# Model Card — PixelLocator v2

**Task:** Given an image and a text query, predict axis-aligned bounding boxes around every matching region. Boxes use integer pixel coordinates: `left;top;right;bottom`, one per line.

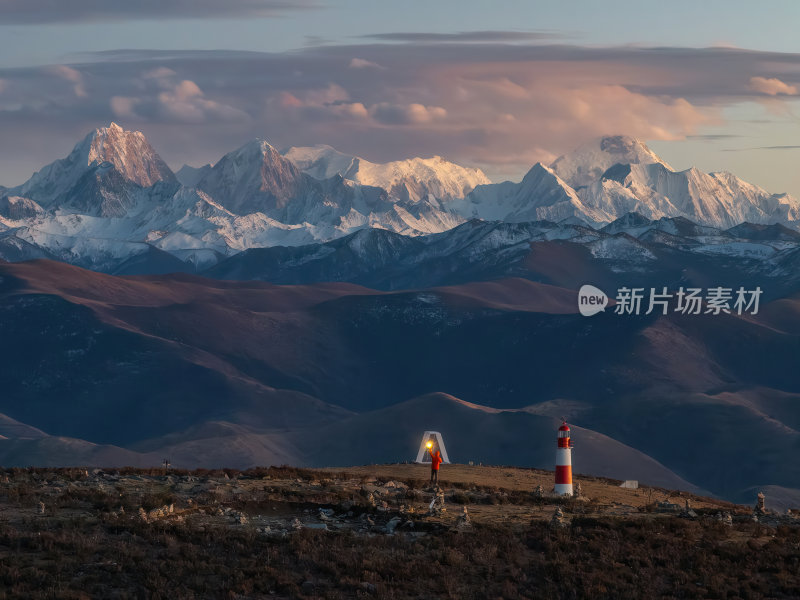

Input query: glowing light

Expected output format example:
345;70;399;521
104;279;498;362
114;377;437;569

426;441;433;448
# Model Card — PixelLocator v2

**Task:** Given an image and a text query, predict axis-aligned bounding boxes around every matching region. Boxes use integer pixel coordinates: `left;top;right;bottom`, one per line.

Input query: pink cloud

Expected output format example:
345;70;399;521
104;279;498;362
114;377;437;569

44;65;87;98
369;102;447;125
111;78;249;124
349;58;385;70
4;44;798;184
750;76;798;96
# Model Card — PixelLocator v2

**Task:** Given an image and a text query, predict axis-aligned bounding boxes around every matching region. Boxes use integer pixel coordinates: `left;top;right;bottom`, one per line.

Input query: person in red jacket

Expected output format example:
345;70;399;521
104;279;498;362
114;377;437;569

428;446;443;485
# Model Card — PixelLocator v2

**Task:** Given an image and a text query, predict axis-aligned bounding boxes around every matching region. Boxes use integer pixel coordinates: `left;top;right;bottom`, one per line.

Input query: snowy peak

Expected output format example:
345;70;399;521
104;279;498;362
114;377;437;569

516;163;580;206
222;139;302;183
550;135;672;189
283;144;490;202
81;122;176;188
452;162;609;224
197;139;308;215
16;122;176;206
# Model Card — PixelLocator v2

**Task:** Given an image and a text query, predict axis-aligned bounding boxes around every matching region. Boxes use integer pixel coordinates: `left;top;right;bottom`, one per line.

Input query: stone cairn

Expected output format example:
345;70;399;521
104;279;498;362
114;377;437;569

573;482;583;498
550;506;569;529
455;505;471;528
755;491;767;515
428;489;447;516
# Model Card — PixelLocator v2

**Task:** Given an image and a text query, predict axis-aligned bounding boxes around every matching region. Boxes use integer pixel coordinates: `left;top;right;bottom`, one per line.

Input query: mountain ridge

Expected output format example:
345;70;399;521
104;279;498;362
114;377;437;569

1;125;800;274
1;257;799;501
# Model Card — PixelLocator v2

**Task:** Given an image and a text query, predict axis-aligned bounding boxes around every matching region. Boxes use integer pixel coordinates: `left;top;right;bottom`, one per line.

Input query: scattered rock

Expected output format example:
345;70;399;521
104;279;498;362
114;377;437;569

385;516;402;534
715;512;733;526
360;582;377;594
656;501;681;513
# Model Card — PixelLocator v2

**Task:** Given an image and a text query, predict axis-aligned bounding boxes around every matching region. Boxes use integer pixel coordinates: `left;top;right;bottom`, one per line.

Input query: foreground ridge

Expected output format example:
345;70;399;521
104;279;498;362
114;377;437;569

1;464;798;599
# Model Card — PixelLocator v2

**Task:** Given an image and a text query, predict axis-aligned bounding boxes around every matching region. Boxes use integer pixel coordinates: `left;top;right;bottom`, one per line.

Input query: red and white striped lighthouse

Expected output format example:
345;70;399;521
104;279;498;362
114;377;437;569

555;421;573;496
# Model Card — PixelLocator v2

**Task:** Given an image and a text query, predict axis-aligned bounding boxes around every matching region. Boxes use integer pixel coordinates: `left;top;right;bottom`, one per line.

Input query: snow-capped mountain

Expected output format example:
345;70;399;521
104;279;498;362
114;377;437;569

545;135;800;229
1;124;800;274
577;161;800;229
205;209;800;294
197;139;465;234
447;134;800;231
550;134;673;189
198;140;311;217
283;144;490;202
13;123;176;210
451;163;610;223
0;126;470;270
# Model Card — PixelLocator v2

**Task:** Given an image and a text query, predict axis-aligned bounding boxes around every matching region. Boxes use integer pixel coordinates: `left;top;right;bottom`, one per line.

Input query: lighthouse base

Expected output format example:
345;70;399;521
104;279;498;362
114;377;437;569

554;483;573;496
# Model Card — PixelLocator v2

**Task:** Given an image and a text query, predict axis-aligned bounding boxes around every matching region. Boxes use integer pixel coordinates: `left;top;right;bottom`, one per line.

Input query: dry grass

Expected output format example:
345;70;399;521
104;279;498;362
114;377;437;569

0;465;793;599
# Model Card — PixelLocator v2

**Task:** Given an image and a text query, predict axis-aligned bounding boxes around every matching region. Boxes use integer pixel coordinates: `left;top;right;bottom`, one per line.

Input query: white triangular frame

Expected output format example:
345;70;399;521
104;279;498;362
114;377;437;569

414;431;451;464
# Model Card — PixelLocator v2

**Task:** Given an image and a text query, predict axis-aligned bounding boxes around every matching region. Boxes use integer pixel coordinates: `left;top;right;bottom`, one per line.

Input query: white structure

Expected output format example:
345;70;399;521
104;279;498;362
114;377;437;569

415;431;451;464
554;421;573;496
620;480;639;489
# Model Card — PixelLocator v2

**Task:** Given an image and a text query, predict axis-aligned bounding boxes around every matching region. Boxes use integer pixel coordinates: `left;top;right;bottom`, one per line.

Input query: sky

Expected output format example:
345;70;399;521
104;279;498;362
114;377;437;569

1;0;800;197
